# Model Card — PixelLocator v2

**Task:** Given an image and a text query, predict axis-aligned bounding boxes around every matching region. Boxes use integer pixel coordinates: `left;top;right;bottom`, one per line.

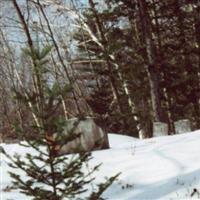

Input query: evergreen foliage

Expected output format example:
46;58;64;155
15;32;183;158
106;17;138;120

73;0;200;136
0;45;119;200
1;0;200;138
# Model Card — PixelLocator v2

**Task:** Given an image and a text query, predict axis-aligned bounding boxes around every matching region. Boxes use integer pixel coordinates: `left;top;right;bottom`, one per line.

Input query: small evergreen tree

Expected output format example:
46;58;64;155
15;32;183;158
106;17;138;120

0;45;119;200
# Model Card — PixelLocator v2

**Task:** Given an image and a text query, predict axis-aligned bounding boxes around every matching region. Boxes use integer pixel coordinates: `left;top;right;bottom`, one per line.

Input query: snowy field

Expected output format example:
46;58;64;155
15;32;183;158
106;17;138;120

1;131;200;199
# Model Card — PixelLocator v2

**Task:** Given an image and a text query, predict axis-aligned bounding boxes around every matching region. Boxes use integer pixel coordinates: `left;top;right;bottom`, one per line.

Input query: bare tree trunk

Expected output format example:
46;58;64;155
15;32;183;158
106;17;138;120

71;0;129;131
12;0;43;128
175;0;200;127
151;0;175;133
35;0;82;116
138;0;165;122
193;2;200;127
0;17;41;128
86;0;146;137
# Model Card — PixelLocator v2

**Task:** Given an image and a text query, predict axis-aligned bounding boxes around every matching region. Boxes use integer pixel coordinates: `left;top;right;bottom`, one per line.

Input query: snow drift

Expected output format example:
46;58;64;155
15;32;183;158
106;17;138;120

1;130;200;199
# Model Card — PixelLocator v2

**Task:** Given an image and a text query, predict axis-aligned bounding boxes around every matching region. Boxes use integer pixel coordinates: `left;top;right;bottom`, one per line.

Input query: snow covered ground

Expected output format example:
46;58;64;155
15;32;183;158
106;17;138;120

1;131;200;199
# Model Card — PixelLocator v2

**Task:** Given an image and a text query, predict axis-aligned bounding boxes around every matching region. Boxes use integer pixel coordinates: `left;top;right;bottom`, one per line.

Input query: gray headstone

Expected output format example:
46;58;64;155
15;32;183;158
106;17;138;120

174;119;191;134
153;122;168;137
0;133;2;143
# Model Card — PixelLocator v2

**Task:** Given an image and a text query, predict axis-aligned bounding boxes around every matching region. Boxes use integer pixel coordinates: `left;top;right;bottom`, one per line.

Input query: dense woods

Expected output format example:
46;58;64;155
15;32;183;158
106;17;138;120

0;0;200;140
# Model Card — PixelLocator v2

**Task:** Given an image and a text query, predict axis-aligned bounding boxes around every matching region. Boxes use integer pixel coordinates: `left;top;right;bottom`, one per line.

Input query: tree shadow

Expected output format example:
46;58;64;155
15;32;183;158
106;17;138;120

154;149;185;171
125;168;200;200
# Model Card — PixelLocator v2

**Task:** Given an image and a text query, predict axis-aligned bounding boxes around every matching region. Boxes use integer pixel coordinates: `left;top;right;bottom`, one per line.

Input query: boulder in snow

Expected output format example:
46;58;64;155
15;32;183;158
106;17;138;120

56;117;109;155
